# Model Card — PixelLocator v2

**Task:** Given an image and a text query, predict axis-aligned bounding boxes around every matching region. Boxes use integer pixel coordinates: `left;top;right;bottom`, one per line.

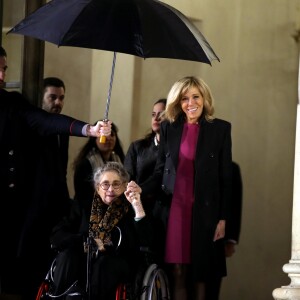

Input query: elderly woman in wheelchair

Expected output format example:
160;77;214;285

49;162;153;300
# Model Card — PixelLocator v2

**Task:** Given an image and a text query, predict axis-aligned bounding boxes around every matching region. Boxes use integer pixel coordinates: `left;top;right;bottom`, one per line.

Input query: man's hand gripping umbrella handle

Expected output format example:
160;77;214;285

100;119;108;143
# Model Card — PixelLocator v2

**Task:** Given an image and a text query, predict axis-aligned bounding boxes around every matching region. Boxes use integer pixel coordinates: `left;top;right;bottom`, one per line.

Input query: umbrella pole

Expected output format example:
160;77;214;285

100;52;117;143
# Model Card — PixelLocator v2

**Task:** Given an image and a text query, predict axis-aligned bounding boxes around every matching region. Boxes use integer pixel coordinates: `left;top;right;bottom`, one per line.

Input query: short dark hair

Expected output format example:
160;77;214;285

43;77;65;92
0;46;7;57
154;98;167;106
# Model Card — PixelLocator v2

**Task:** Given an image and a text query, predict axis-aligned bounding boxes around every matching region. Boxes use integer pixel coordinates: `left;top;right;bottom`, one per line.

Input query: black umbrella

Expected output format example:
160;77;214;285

8;0;219;140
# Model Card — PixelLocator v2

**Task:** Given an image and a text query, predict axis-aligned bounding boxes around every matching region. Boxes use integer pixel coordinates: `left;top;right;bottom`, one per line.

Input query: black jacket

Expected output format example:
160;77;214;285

0;89;86;257
50;196;154;300
50;196;154;258
141;115;232;280
0;88;89;297
124;136;169;211
225;161;243;243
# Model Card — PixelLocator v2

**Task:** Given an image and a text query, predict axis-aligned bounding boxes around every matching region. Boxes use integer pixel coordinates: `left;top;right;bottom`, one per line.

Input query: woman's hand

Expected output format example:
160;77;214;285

213;220;226;241
225;242;236;257
124;181;145;219
125;181;142;199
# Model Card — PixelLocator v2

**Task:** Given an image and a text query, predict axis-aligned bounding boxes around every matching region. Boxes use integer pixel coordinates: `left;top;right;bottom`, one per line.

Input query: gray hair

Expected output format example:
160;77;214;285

93;162;130;189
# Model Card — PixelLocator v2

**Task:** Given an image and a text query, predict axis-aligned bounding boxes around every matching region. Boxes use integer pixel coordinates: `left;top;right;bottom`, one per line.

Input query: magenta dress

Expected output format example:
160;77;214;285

165;122;200;264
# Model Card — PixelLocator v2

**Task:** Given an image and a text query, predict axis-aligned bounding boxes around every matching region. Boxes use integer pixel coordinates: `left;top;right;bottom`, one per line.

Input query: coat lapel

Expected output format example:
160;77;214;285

168;117;184;169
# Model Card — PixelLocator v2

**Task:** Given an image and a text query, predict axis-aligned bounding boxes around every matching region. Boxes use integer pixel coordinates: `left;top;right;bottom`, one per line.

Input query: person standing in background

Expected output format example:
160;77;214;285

124;98;169;262
41;77;70;197
124;98;167;212
206;161;243;300
140;76;232;300
18;77;73;298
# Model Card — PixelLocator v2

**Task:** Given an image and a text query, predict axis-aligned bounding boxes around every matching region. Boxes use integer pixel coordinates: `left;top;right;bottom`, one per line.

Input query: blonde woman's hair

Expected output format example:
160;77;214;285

165;76;215;123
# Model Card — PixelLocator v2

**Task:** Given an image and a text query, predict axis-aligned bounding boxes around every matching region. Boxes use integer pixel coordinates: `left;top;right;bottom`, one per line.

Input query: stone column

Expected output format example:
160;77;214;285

272;54;300;300
22;0;45;106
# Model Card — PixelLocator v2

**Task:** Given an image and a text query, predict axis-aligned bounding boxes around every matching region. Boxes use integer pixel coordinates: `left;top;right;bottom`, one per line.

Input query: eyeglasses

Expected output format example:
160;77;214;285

99;181;123;191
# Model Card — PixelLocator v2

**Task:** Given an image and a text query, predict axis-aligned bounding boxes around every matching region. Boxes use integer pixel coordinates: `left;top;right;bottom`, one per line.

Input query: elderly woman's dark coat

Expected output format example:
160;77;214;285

141;114;232;281
50;194;153;300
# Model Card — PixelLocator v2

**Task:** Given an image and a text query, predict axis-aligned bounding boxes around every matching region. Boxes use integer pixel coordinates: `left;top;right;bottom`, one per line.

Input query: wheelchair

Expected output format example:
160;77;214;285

36;228;170;300
115;246;170;300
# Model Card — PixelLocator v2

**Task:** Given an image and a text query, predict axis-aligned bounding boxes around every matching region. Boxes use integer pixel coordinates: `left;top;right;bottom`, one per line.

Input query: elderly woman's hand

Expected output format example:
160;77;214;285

124;181;145;220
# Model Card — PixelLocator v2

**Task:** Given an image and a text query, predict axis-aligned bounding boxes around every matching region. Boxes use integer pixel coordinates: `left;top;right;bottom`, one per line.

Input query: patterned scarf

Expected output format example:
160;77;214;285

89;192;130;251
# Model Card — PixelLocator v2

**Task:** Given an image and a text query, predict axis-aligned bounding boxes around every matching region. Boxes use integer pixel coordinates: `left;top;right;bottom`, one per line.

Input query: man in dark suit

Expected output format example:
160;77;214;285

0;46;110;300
20;77;73;297
41;77;69;189
205;161;243;300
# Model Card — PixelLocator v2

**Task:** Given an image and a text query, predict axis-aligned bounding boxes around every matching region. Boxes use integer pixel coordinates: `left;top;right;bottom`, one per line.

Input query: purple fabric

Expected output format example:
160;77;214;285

165;123;199;263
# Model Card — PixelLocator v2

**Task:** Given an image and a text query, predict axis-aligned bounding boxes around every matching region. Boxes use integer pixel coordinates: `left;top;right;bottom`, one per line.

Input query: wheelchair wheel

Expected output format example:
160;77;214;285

36;280;51;300
115;283;127;300
36;257;85;299
140;264;170;300
36;258;57;300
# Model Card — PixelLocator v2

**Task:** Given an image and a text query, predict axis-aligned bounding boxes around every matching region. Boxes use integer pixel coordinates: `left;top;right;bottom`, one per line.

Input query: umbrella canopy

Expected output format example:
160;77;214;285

8;0;220;142
8;0;219;65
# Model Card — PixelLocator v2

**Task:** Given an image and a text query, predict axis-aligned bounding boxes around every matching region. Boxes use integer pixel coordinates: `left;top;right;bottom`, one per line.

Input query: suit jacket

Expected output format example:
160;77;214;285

18;134;71;259
0;89;92;298
141;114;232;280
0;89;86;259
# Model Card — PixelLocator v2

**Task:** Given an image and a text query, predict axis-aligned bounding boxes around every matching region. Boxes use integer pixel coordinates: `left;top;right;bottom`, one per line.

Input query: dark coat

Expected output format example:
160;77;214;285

124;136;171;263
50;196;154;300
124;136;169;210
19;134;71;256
225;161;243;243
0;89;87;298
141;115;232;281
124;137;159;184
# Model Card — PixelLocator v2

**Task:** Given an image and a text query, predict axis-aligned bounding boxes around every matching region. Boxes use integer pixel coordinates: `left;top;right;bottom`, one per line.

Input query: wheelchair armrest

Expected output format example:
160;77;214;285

139;246;157;265
139;246;153;254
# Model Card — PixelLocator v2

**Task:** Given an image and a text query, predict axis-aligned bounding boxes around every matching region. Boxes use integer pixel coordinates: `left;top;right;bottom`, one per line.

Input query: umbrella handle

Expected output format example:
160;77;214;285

99;118;108;143
99;135;106;143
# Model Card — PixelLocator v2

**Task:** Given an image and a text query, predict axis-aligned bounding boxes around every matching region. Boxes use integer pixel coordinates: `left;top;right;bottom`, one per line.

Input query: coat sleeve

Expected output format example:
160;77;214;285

134;215;154;249
124;142;138;180
15;92;87;136
139;123;167;195
225;162;243;243
74;159;95;216
219;121;233;221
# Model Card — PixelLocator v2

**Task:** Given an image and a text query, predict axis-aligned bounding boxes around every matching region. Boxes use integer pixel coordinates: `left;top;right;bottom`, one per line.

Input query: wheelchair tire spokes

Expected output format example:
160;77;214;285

140;264;170;300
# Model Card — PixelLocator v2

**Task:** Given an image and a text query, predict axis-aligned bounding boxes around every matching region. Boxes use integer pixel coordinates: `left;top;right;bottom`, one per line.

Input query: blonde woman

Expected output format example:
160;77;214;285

141;76;232;300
